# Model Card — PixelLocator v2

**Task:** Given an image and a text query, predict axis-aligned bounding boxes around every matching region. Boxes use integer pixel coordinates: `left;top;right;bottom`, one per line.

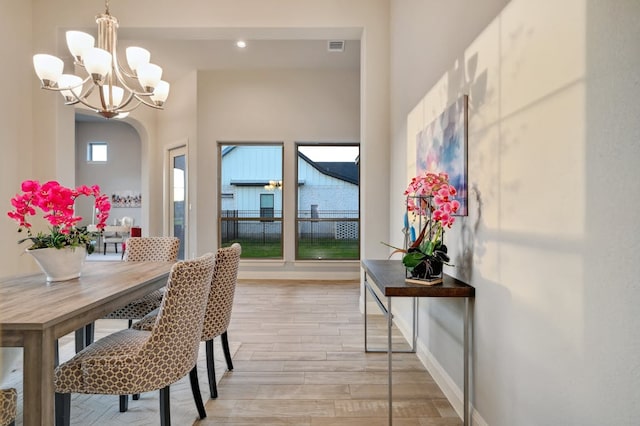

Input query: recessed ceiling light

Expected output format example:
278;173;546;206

236;40;247;49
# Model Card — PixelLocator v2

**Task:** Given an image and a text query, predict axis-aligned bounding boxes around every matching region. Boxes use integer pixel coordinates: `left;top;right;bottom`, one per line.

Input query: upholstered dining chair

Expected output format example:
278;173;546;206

78;237;181;358
104;237;180;326
0;388;17;426
121;226;142;259
101;216;134;254
54;253;216;426
135;243;242;399
78;237;181;406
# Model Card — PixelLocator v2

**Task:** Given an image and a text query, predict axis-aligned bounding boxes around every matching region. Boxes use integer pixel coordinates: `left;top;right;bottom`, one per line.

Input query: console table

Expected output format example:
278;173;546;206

361;259;475;426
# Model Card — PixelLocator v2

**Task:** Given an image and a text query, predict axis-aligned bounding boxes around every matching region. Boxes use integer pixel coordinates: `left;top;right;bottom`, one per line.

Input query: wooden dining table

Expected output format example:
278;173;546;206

0;260;174;426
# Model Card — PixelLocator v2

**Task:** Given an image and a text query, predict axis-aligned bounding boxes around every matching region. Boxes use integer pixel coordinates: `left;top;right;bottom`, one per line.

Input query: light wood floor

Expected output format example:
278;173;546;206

4;321;238;426
200;280;461;426
3;280;460;425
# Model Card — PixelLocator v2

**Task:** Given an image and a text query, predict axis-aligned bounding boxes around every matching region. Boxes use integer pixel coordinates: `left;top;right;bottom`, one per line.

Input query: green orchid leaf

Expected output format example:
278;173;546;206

402;251;426;269
420;239;436;256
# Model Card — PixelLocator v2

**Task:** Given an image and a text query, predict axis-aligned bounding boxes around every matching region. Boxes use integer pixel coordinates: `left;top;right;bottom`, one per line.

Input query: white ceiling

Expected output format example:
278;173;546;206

118;39;361;82
71;25;361;121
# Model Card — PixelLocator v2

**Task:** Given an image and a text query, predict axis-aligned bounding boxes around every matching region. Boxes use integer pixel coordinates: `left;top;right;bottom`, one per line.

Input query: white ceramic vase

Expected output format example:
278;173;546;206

27;246;87;282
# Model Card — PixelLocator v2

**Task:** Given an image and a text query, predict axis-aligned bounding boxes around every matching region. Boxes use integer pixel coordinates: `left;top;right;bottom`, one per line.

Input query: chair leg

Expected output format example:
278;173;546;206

133;393;140;400
119;395;128;412
74;328;85;353
221;331;234;371
159;386;171;426
205;339;217;398
85;322;94;345
55;392;71;426
189;366;207;419
128;319;133;328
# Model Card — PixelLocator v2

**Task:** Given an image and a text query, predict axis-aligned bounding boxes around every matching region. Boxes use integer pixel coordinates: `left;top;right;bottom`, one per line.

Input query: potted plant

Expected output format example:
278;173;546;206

385;172;460;283
7;180;111;281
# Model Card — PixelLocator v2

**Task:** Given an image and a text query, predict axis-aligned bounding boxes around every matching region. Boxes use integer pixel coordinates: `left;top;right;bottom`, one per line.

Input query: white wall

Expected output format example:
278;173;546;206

3;0;389;280
197;68;360;278
75;121;143;227
0;0;36;277
0;0;33;382
390;0;640;424
154;71;198;239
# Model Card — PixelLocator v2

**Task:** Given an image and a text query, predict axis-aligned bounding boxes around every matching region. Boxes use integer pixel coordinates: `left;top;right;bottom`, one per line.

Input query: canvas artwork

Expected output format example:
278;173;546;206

111;191;142;208
416;95;468;215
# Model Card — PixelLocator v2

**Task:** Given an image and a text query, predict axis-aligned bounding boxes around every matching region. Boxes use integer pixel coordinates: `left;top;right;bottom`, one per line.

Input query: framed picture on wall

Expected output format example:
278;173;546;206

416;94;468;215
111;191;142;208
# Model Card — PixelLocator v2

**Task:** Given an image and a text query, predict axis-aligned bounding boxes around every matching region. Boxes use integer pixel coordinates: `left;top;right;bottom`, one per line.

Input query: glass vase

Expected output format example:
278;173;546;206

404;195;444;283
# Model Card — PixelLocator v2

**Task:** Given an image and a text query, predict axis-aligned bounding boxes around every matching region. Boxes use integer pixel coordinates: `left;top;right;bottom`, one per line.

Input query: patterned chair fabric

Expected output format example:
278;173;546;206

0;388;17;426
134;243;242;399
104;237;180;320
202;243;242;341
54;253;215;426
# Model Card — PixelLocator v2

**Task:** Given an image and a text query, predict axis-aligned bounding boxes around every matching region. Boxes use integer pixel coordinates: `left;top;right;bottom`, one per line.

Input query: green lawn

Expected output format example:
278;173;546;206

222;239;359;260
297;239;359;260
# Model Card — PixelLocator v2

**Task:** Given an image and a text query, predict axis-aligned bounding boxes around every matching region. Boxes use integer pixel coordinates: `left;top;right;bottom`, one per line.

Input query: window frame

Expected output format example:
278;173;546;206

295;143;360;261
87;142;108;163
218;142;284;259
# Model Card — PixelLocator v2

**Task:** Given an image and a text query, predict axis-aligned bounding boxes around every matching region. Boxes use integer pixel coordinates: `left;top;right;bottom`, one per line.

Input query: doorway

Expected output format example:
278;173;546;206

169;146;187;259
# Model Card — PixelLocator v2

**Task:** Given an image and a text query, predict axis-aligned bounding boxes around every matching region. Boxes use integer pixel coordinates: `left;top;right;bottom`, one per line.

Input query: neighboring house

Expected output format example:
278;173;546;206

220;145;359;240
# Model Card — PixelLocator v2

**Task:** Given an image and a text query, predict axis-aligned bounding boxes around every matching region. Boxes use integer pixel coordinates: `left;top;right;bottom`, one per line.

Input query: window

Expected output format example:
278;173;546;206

260;194;275;221
217;143;360;261
296;144;360;260
219;144;283;259
87;142;108;162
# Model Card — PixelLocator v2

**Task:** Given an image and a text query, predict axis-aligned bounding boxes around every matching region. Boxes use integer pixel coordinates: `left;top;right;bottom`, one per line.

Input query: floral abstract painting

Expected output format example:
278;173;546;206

416;95;468;215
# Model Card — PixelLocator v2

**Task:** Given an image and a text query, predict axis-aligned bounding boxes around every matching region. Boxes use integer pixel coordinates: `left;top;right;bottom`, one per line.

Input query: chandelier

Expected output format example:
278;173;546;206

32;0;169;119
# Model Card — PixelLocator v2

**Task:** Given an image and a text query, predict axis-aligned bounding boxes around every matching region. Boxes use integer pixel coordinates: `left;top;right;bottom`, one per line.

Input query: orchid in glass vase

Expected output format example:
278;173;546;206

386;172;460;279
7;180;111;254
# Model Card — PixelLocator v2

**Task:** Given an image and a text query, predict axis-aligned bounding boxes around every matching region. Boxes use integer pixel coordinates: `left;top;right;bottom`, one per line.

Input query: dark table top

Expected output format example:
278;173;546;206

362;259;475;298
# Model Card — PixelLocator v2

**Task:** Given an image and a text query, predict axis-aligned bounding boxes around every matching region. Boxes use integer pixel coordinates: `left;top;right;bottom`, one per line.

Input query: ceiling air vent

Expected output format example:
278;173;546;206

327;40;345;52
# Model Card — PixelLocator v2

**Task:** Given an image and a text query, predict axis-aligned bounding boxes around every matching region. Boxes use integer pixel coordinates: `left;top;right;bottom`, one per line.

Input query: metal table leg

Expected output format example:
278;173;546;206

388;296;393;426
464;297;469;426
364;274;369;350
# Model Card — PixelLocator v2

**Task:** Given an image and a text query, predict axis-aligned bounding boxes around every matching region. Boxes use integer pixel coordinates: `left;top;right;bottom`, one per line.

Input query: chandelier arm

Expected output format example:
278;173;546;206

72;97;101;111
40;75;92;93
97;85;110;112
110;100;142;114
110;61;154;98
116;91;136;109
56;82;102;109
69;80;98;105
114;61;155;97
67;87;110;112
115;59;138;81
133;95;164;110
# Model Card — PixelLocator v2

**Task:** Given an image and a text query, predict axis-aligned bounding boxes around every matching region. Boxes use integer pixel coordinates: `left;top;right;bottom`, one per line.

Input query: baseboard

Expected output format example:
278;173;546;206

237;260;360;281
393;313;489;426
